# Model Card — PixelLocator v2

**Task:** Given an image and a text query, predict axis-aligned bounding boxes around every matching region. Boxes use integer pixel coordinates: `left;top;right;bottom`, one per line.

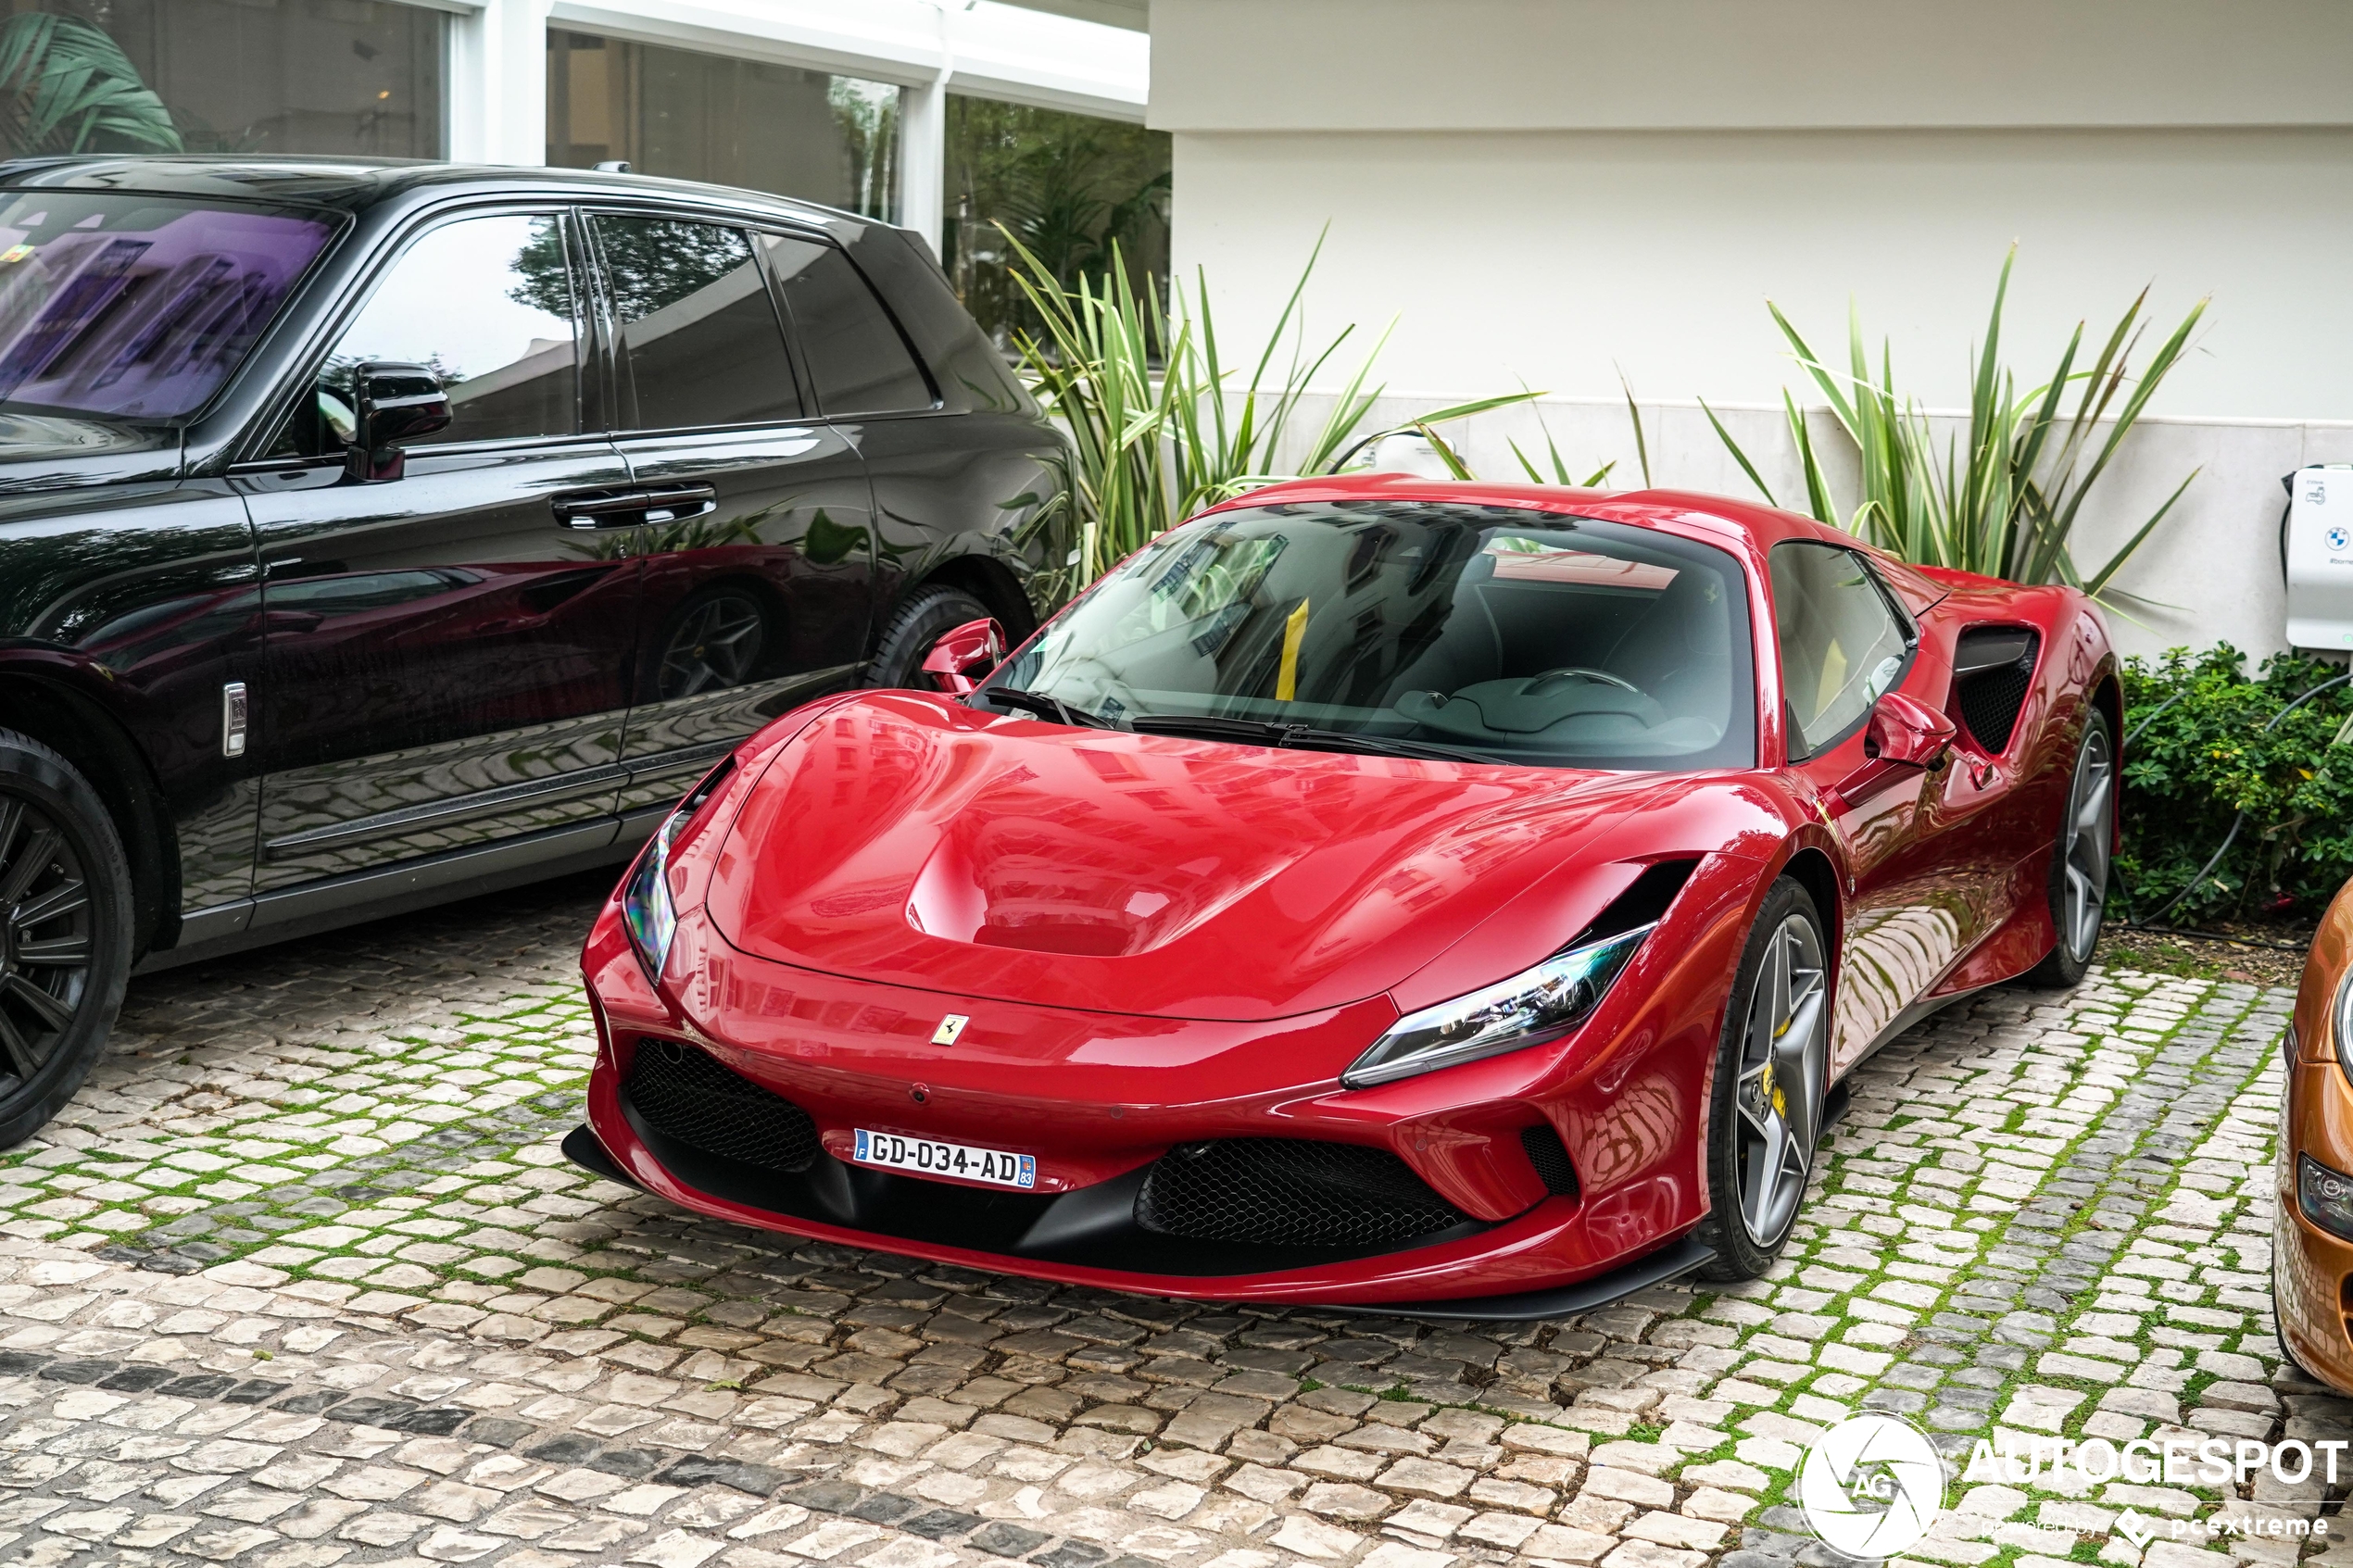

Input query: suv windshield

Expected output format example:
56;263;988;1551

988;498;1756;770
0;192;334;422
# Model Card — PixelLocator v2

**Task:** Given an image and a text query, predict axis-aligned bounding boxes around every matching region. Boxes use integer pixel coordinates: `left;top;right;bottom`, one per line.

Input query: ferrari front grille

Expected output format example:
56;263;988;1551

1135;1137;1468;1249
624;1038;821;1174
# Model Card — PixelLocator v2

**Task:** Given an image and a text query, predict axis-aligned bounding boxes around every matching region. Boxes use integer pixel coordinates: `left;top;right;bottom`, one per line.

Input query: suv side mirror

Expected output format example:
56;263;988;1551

1864;691;1956;767
921;617;1005;696
346;361;450;483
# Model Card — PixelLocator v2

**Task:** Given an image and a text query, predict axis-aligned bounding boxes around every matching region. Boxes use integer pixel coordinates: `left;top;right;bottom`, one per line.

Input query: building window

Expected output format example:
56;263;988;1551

14;0;447;159
547;31;902;224
944;95;1169;348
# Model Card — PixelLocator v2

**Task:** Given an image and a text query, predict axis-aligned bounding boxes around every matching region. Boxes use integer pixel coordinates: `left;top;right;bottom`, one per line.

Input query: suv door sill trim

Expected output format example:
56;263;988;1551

137;818;636;975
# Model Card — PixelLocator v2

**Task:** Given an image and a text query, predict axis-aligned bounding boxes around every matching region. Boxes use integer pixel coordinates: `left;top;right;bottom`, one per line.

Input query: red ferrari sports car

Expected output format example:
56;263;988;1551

566;477;2120;1314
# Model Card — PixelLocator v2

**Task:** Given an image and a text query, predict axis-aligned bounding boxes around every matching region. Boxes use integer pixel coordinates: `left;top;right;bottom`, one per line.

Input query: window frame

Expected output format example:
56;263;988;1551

578;203;816;438
235;201;595;469
1769;540;1919;763
759;228;943;419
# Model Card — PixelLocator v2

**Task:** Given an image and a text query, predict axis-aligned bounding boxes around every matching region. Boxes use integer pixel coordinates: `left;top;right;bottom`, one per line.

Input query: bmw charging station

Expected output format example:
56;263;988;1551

2285;465;2353;651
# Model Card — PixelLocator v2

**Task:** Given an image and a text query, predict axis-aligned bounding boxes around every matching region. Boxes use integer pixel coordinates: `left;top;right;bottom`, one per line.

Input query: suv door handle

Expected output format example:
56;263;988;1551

550;483;717;530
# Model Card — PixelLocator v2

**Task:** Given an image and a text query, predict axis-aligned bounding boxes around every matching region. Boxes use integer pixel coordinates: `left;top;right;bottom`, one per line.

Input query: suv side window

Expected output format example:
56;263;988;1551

1770;541;1912;759
592;215;802;432
274;212;579;457
761;233;933;416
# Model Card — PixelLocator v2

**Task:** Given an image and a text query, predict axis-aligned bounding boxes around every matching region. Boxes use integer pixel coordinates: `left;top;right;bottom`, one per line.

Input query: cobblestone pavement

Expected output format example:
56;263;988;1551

0;879;2337;1568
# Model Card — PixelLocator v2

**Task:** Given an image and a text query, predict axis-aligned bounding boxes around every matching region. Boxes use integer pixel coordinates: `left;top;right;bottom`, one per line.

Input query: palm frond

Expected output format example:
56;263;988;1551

0;15;180;156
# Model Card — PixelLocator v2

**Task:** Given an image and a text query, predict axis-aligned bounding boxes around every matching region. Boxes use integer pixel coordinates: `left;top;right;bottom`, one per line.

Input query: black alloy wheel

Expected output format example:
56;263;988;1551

656;591;768;701
0;731;131;1148
1696;876;1831;1281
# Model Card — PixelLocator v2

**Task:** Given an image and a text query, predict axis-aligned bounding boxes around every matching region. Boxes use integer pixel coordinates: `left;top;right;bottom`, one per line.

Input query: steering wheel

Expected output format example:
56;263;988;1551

1531;666;1640;693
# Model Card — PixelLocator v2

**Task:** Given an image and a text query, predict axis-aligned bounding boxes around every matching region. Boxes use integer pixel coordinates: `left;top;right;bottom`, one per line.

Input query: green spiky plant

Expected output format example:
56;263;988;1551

0;14;181;157
1002;225;1536;602
1705;248;2207;609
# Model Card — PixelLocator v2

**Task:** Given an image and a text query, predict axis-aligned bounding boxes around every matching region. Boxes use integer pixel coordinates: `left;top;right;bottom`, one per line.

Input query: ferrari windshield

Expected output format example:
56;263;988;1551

988;498;1756;770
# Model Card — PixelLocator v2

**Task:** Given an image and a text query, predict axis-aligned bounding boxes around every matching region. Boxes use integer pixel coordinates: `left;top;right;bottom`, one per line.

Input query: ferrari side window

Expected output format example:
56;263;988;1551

1770;542;1911;759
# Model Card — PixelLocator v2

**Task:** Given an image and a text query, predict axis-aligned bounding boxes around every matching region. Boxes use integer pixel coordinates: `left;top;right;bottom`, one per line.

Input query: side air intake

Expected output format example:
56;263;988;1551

1520;1123;1579;1197
1952;626;2040;754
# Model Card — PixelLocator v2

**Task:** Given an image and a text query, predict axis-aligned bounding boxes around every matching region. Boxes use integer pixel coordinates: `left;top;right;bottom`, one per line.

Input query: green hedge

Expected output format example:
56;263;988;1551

2119;645;2353;922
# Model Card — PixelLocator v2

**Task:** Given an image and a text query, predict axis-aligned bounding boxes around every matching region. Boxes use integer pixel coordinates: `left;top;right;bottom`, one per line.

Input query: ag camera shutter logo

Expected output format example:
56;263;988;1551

1799;1414;1948;1557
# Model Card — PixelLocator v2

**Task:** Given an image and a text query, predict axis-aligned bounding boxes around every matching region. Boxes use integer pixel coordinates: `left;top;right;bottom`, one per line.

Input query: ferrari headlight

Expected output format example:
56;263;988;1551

622;760;734;985
622;822;681;984
1343;923;1655;1089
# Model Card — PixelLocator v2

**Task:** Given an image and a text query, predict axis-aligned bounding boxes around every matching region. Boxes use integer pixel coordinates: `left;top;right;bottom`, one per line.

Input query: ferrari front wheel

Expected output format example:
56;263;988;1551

2023;707;2114;989
1696;877;1829;1282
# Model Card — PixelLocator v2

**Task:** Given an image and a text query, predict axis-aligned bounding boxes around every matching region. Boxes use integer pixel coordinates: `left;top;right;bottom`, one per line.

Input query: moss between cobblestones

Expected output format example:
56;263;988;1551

0;961;2332;1568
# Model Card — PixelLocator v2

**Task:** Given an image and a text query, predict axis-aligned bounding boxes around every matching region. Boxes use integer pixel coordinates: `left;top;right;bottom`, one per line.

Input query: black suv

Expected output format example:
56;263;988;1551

0;157;1063;1145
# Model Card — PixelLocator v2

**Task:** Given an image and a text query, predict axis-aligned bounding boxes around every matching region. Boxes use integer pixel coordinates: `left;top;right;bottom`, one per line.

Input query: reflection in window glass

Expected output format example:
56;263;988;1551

547;31;901;222
321;215;577;446
990;500;1755;771
1770;543;1910;758
80;0;444;157
762;236;930;416
594;218;801;431
0;194;333;420
944;95;1170;348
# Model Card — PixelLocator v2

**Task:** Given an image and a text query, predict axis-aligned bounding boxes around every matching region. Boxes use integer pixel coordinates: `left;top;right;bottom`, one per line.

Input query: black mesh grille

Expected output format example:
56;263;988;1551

1953;629;2040;754
625;1039;821;1174
1520;1124;1579;1197
1135;1138;1468;1249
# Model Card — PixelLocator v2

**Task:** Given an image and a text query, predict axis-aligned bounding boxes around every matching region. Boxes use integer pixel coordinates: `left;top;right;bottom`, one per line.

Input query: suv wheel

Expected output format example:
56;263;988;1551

869;584;995;691
0;730;132;1149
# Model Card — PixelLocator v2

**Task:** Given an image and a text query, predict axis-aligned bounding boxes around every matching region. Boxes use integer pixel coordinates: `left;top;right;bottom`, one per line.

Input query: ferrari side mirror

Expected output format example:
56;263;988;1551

1864;691;1957;767
921;616;1005;696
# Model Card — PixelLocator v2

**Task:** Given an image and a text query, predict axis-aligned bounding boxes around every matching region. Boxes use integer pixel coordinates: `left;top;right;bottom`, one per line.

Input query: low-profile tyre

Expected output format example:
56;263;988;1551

1696;877;1830;1282
2022;707;2115;990
868;583;994;691
0;730;132;1150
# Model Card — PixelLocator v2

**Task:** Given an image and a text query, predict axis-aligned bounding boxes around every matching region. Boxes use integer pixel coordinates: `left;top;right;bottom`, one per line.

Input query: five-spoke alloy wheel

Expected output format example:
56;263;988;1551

656;591;768;701
1700;877;1829;1280
2027;708;2115;989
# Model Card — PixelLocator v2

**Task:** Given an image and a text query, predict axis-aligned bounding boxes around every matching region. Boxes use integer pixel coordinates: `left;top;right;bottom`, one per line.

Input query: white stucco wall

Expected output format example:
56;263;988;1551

1153;0;2353;661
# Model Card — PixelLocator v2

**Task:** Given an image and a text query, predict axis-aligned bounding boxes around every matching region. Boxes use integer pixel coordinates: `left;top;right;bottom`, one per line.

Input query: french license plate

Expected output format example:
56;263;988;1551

854;1129;1036;1189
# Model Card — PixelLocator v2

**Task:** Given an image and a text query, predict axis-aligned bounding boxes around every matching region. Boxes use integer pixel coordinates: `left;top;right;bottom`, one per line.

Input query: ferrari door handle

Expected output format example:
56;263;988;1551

551;483;717;530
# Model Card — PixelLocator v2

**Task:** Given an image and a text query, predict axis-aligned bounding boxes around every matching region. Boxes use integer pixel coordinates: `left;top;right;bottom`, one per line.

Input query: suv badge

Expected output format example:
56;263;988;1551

932;1014;969;1046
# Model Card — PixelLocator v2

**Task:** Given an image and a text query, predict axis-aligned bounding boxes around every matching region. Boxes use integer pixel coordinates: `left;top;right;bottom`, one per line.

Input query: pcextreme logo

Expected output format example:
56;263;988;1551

1799;1414;1949;1558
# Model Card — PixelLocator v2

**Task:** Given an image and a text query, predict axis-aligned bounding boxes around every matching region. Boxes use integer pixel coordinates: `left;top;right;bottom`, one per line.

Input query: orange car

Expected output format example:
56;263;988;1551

2277;877;2353;1394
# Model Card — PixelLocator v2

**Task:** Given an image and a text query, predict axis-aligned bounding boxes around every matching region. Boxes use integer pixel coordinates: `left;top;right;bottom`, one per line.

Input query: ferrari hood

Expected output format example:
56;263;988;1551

703;694;1669;1021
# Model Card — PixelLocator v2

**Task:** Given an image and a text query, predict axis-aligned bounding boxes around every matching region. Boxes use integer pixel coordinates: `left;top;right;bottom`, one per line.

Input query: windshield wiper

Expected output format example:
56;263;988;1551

971;686;1116;729
1128;714;1480;762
